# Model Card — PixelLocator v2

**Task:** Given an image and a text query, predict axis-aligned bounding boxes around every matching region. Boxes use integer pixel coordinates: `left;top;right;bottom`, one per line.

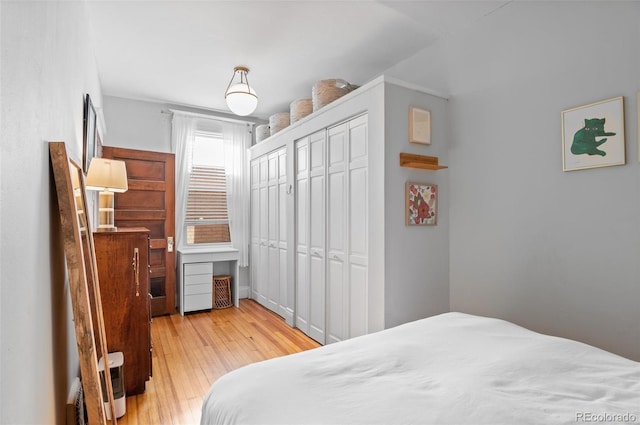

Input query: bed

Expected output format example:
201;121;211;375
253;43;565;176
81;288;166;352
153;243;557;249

201;312;640;425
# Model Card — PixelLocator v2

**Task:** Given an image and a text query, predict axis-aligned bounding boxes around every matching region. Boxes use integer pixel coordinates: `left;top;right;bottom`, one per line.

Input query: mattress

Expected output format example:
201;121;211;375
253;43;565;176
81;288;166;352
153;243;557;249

201;312;640;425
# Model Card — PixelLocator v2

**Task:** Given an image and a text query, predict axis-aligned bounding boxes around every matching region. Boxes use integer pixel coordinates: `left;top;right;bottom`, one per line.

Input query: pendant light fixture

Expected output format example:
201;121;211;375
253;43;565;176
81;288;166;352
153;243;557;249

224;66;258;116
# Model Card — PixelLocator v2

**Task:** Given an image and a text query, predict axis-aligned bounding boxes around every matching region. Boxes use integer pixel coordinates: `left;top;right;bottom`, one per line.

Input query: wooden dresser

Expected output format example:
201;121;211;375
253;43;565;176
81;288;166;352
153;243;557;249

94;228;152;395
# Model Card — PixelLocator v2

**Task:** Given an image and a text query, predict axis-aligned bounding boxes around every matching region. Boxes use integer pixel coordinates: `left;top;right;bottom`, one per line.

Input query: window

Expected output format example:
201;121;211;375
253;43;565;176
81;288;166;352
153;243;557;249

185;131;230;245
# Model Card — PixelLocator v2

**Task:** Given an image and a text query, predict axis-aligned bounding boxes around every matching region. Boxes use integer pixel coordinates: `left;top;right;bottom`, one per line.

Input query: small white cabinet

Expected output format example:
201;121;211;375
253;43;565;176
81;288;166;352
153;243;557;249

183;262;214;312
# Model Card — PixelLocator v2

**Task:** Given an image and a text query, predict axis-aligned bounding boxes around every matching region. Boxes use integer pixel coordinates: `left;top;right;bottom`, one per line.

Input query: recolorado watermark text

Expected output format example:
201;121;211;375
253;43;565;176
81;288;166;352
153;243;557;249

576;412;638;423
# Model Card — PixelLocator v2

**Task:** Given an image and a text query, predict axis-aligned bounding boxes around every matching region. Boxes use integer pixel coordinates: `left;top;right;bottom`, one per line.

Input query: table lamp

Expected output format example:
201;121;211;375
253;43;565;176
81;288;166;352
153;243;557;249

86;158;128;231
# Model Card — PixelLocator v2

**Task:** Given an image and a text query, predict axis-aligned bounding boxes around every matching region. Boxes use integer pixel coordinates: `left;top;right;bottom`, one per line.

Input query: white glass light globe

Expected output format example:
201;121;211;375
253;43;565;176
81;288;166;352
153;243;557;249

225;84;258;116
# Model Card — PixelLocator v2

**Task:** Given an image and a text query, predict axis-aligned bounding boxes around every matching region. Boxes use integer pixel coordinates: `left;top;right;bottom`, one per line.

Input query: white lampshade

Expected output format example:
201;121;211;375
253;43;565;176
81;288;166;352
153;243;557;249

86;158;128;192
224;66;258;116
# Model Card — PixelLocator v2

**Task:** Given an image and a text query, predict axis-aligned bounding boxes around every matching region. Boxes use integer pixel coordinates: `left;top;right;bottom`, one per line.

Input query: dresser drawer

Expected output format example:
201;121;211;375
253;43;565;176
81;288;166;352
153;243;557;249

184;293;212;312
184;262;213;276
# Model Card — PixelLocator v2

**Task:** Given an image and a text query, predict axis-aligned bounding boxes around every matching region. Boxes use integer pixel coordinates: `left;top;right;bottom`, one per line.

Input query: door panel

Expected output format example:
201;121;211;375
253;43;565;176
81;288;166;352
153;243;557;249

102;146;176;317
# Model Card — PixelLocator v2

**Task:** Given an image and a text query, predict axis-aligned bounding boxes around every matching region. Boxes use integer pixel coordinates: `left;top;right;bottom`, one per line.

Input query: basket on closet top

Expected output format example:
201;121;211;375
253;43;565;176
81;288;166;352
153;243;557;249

213;275;232;309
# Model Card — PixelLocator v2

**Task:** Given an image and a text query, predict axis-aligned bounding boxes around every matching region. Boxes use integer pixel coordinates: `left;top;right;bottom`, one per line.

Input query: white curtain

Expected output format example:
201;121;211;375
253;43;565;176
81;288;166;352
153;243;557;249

171;113;197;250
222;121;251;267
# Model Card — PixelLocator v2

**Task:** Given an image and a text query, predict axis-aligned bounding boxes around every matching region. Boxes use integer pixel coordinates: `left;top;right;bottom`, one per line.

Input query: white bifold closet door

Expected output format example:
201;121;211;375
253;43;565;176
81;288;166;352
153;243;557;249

295;130;327;344
295;113;368;345
251;147;287;318
327;114;368;343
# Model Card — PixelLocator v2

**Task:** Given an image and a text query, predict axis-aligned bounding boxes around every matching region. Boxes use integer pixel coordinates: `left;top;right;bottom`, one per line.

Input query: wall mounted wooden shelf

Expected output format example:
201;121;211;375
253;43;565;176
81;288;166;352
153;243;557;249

399;152;448;170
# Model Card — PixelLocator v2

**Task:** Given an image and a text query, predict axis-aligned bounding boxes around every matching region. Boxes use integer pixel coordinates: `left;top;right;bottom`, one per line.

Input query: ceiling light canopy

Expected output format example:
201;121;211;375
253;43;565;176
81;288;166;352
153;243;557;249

224;66;258;116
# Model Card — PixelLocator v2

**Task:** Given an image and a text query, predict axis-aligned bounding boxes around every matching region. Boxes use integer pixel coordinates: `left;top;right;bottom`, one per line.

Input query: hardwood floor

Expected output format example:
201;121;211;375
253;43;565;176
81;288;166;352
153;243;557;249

114;299;319;425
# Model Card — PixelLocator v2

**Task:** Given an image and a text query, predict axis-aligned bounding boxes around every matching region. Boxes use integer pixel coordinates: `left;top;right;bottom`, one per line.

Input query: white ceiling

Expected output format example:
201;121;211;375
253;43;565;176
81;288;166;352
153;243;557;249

87;1;512;121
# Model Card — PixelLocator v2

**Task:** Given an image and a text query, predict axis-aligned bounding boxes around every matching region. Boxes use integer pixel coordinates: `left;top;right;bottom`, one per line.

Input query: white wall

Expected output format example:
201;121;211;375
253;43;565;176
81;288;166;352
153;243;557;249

386;1;640;360
1;2;104;423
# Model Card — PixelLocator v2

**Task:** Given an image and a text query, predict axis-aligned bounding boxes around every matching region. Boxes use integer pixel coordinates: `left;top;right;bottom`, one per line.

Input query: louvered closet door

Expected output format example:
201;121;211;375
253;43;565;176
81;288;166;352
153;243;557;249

308;130;327;344
347;114;369;338
295;138;310;334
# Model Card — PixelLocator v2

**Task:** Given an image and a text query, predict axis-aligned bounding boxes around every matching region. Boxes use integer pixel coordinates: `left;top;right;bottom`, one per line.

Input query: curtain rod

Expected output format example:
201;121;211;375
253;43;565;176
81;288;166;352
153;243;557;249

163;108;262;125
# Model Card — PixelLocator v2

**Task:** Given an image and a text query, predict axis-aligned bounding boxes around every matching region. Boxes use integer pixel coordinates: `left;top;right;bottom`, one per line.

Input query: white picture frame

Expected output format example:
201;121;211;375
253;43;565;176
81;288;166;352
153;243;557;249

561;96;625;171
409;106;431;145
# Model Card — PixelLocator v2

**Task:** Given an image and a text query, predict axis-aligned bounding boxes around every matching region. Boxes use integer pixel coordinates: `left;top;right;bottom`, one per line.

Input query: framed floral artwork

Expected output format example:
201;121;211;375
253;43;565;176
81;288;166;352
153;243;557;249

405;182;437;226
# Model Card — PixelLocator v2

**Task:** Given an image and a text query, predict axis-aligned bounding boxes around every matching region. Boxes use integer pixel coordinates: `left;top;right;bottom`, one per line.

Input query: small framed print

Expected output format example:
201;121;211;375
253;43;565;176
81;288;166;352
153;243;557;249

561;96;625;171
406;182;437;226
409;106;431;145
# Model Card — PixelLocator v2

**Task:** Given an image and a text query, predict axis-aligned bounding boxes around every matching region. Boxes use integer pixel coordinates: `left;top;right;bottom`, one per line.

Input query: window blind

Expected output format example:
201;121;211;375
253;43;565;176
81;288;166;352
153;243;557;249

184;142;230;244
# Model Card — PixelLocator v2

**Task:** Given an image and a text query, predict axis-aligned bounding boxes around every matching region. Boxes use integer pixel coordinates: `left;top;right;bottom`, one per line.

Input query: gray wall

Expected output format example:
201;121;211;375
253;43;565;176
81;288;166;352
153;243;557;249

386;1;640;360
102;95;172;153
1;2;104;423
383;83;450;327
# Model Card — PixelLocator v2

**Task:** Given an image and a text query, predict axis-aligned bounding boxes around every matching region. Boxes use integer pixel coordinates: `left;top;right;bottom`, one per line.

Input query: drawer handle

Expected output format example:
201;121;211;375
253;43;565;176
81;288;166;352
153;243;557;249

133;247;140;297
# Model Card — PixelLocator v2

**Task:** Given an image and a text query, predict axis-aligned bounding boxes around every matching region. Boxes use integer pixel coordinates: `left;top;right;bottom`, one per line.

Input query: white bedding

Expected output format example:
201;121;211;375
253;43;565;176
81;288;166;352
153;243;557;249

201;312;640;425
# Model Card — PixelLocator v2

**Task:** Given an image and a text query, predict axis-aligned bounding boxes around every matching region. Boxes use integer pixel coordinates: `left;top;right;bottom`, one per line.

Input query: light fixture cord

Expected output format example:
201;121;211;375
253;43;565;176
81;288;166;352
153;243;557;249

224;69;239;96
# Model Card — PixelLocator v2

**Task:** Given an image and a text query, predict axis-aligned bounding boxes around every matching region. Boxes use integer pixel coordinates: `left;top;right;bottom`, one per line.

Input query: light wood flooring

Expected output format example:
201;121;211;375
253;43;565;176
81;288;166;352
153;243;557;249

114;299;319;425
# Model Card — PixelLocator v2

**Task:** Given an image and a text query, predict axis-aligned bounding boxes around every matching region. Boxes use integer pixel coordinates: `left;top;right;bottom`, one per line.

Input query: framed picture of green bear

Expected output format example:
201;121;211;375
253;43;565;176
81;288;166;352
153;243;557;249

561;96;625;171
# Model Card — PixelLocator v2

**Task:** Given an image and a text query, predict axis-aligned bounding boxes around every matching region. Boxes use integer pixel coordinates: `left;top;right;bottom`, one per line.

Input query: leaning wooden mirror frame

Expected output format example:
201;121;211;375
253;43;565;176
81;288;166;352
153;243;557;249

49;141;117;424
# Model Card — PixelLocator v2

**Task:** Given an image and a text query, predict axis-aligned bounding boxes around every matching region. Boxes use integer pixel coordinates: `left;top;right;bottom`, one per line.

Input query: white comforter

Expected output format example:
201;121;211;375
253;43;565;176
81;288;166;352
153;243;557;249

201;312;640;425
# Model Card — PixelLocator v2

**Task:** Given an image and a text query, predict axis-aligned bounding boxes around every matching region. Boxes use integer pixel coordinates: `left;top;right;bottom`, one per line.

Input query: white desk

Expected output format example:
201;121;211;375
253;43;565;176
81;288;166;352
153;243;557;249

177;247;240;315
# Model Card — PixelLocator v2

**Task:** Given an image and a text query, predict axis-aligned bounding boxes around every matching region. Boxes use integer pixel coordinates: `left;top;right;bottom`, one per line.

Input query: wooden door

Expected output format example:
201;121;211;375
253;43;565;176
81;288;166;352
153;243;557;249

102;146;176;317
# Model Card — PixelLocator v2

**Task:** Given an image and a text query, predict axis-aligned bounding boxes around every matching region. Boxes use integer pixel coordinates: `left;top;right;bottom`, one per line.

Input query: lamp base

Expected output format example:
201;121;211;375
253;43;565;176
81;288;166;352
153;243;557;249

98;191;117;232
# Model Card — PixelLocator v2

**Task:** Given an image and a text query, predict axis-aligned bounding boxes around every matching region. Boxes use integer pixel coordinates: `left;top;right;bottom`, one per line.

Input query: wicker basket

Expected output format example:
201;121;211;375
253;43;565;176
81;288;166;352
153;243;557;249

290;98;313;124
255;124;270;143
269;112;290;135
312;79;357;112
213;275;232;309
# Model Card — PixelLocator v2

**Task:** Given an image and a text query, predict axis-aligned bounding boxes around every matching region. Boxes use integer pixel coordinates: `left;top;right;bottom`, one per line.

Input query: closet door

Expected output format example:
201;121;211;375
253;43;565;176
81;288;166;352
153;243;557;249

295;138;310;334
277;148;291;319
250;159;261;302
266;152;280;313
257;156;269;307
347;114;369;338
308;130;326;343
326;124;348;344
